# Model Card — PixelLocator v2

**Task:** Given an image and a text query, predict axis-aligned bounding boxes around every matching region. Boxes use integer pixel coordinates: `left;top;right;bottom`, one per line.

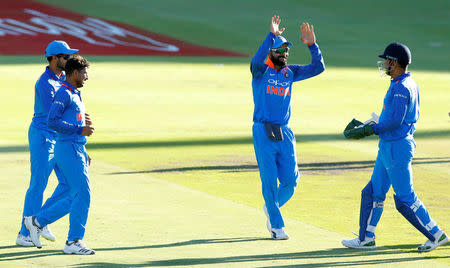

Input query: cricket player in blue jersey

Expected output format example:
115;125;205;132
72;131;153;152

251;16;325;239
17;41;78;247
342;43;448;251
25;54;96;255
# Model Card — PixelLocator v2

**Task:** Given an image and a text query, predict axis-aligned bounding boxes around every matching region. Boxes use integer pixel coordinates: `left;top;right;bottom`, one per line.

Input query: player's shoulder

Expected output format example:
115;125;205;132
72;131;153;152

36;71;61;90
396;75;416;91
391;80;413;99
54;86;72;98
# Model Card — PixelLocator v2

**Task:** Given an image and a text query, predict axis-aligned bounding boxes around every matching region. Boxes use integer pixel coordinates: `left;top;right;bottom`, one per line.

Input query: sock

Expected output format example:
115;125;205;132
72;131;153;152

365;231;375;238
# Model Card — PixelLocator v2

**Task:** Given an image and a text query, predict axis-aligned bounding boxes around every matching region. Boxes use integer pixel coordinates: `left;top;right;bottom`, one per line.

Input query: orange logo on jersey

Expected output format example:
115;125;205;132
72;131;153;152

77;113;82;121
266;85;291;96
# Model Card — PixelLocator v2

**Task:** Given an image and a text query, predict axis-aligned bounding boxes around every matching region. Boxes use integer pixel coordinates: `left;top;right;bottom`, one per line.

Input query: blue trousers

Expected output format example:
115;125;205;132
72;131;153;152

19;125;70;236
365;137;439;236
36;141;91;241
252;123;299;229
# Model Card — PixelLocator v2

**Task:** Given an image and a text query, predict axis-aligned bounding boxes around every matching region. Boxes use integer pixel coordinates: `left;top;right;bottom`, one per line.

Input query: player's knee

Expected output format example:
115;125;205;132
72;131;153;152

394;192;416;208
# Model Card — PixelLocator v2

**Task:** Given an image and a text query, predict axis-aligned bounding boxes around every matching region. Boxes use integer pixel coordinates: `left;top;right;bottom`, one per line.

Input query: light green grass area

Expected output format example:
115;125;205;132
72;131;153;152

0;61;448;267
1;0;449;266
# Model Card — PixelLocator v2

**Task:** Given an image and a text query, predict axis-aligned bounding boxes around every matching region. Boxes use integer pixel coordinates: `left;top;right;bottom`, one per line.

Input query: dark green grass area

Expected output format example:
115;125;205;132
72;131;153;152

34;0;450;71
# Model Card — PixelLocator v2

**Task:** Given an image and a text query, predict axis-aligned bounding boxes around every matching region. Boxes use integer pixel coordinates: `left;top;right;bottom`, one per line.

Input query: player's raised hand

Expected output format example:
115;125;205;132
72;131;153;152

299;22;316;46
270;15;285;36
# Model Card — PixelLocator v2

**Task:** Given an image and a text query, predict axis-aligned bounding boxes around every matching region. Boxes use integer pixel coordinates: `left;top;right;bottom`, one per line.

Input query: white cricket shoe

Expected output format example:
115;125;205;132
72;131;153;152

24;216;42;248
342;236;376;249
40;225;56;241
16;233;34;247
418;230;448;252
271;228;289;240
63;240;95;255
263;204;271;233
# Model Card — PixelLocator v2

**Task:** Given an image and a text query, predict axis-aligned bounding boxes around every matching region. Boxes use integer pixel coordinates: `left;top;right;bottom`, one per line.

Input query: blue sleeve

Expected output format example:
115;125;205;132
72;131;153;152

250;32;276;78
372;85;410;134
36;80;55;113
47;90;83;135
289;43;325;82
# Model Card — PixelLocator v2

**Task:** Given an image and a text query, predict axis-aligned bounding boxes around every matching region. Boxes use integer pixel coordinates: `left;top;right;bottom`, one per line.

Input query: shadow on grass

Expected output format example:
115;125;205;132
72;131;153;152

69;245;450;267
0;129;448;153
0;237;267;261
108;157;450;175
2;239;448;266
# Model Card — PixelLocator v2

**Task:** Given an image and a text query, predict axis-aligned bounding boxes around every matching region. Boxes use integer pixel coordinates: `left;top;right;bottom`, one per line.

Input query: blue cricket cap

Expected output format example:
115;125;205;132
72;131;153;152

45;41;79;57
271;36;293;49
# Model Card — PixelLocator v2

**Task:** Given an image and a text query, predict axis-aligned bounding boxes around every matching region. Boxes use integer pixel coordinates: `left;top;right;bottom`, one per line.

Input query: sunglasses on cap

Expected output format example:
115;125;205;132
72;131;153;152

271;47;289;54
56;54;70;60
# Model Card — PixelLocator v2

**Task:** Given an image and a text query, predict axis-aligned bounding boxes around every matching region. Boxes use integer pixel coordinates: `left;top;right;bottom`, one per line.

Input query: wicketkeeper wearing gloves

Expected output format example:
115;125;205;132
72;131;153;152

342;43;448;251
251;15;325;240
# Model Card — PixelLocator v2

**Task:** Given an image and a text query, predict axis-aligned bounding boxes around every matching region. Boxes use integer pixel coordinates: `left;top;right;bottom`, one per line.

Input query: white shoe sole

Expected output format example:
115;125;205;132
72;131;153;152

63;249;95;255
342;240;376;249
16;239;34;247
40;232;56;242
418;235;449;252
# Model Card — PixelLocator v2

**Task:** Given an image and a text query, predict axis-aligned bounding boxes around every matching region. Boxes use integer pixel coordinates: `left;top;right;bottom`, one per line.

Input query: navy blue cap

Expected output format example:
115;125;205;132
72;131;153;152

272;36;293;49
378;42;411;66
45;41;78;57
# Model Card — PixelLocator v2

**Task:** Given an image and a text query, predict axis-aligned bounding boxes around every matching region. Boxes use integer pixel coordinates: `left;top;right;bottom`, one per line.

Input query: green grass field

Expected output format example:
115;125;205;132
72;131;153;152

0;0;449;267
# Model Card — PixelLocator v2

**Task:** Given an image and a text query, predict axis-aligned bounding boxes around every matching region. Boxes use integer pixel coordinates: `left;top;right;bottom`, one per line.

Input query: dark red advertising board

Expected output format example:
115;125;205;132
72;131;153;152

0;0;244;56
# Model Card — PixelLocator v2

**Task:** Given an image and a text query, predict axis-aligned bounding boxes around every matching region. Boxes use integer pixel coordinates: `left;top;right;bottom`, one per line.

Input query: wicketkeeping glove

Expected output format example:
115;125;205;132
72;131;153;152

344;123;375;140
344;118;363;131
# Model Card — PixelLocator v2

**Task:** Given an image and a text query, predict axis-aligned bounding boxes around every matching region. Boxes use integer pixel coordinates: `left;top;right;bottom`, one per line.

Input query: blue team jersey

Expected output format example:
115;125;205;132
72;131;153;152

250;32;325;125
373;73;419;141
47;82;86;144
31;67;65;132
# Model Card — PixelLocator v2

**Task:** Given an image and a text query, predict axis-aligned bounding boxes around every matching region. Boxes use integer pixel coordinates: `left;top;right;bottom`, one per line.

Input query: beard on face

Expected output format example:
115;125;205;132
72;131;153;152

77;80;84;88
269;52;287;67
56;58;66;71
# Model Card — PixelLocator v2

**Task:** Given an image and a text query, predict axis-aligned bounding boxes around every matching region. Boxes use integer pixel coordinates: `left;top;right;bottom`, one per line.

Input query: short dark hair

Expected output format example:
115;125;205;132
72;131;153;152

65;54;90;76
397;60;408;69
46;56;52;63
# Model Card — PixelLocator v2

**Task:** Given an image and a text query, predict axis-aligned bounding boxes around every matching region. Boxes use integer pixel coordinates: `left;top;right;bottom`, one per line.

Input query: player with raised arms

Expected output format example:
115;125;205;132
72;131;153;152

250;15;325;239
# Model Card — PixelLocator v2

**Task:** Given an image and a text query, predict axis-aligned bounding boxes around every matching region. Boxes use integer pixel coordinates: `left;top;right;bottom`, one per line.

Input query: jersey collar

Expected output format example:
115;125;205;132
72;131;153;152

45;66;64;80
265;58;276;69
61;82;79;94
265;58;288;71
392;72;411;83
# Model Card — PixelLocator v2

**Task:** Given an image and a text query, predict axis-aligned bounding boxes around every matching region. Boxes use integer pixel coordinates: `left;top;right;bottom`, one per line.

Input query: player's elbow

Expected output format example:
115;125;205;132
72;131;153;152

47;117;58;131
318;60;325;73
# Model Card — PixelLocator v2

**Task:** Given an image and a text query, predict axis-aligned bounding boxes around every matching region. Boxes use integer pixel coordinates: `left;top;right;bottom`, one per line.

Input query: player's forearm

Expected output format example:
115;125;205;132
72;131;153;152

48;118;83;135
373;106;407;134
47;104;83;135
251;32;276;66
307;43;325;75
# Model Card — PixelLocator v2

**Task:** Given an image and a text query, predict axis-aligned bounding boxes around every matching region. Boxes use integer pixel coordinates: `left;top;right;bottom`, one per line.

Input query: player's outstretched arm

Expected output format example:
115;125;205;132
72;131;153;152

299;22;315;46
290;22;324;82
251;15;285;77
270;15;285;36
